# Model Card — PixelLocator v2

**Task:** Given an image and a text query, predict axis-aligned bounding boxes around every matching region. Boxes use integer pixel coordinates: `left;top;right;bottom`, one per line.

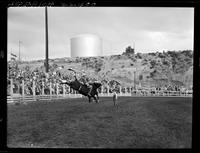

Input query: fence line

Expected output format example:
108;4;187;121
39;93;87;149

7;79;192;103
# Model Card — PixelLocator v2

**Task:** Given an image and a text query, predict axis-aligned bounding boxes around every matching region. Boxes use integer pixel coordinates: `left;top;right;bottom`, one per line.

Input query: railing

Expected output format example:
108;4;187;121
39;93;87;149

7;79;192;103
7;94;82;103
130;90;192;97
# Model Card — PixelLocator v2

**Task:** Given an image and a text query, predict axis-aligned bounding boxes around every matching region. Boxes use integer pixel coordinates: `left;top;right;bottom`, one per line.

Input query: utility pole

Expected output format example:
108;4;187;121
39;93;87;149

45;6;49;73
134;71;136;89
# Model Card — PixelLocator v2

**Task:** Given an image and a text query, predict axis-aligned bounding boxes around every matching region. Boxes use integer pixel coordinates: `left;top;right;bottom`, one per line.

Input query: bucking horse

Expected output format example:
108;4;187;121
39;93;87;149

59;68;102;103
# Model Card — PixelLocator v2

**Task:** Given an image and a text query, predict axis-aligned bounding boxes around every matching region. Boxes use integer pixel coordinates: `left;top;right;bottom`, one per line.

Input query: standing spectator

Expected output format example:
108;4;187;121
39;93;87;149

112;90;118;106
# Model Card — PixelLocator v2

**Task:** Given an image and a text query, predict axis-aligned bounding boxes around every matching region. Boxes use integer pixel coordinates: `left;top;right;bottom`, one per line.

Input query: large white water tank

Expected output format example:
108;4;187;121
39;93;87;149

70;34;102;57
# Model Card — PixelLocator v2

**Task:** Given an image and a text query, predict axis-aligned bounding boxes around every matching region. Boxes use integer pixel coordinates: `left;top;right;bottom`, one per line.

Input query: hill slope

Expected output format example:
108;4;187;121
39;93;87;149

16;50;193;88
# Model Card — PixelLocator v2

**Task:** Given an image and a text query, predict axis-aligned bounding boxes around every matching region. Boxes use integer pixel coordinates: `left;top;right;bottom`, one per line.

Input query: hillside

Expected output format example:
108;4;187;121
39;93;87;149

16;50;193;88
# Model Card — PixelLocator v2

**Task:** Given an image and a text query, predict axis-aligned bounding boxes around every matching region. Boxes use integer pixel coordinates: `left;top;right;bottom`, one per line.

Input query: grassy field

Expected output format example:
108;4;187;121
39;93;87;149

7;97;192;148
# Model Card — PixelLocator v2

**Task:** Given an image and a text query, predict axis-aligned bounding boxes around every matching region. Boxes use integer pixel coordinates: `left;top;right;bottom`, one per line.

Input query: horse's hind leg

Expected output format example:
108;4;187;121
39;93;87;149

113;99;116;106
93;96;98;103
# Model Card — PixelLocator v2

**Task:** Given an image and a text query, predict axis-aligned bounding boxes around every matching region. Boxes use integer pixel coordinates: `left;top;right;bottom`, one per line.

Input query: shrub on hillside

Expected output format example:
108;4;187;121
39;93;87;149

81;58;103;73
158;52;165;58
142;59;148;65
182;50;193;58
150;69;157;78
162;60;170;66
148;52;156;56
135;53;142;59
150;60;157;69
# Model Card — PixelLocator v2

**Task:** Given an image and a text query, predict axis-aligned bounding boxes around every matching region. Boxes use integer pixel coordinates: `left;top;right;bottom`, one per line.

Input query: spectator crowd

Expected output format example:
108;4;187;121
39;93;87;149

7;62;75;96
7;61;193;96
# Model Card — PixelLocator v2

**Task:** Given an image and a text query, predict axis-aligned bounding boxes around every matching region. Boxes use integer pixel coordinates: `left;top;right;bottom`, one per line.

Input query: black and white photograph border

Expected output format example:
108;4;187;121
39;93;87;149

1;0;200;152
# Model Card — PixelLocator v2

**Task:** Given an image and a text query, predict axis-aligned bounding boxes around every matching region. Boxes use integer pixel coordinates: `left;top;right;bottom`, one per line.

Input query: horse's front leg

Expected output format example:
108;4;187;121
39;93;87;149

96;93;99;103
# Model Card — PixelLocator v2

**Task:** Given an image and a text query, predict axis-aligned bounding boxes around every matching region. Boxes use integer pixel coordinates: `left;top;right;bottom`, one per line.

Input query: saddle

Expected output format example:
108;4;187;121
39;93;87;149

79;84;91;90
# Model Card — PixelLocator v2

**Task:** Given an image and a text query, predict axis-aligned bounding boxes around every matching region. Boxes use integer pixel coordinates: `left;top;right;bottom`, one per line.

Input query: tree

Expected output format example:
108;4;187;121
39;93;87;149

126;46;134;54
123;46;135;55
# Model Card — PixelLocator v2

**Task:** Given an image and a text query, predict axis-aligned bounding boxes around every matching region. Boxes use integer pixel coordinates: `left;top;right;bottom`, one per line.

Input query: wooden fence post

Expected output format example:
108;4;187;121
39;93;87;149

33;81;36;100
107;85;109;96
63;84;65;97
74;89;76;97
18;84;20;95
56;83;59;96
50;82;52;100
69;86;71;97
42;82;44;95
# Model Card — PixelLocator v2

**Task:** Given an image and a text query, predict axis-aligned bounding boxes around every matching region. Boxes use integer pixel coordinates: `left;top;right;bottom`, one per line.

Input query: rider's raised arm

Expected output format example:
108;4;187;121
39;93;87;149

74;73;78;80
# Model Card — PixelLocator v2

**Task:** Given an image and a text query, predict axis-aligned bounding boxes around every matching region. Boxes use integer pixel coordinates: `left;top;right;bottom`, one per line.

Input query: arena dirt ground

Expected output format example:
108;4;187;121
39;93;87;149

7;96;192;148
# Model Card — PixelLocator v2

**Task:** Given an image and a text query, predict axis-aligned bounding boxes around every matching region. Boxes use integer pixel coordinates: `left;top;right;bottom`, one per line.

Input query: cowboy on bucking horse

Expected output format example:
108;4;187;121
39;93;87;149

58;68;101;103
71;69;93;96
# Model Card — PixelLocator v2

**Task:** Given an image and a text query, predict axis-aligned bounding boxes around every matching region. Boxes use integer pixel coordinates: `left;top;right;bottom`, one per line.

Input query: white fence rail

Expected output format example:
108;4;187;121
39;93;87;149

7;94;83;103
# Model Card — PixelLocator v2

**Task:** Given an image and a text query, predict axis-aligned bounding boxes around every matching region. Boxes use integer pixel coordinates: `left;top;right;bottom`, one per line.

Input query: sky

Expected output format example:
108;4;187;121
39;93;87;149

8;7;194;61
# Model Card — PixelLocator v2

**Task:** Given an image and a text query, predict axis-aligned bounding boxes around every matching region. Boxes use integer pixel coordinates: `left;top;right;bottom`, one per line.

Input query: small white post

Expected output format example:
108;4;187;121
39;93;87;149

63;84;65;97
69;86;71;96
74;89;76;97
50;82;52;100
56;83;59;96
119;86;122;96
107;85;109;96
18;84;20;94
33;81;36;100
42;82;44;95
